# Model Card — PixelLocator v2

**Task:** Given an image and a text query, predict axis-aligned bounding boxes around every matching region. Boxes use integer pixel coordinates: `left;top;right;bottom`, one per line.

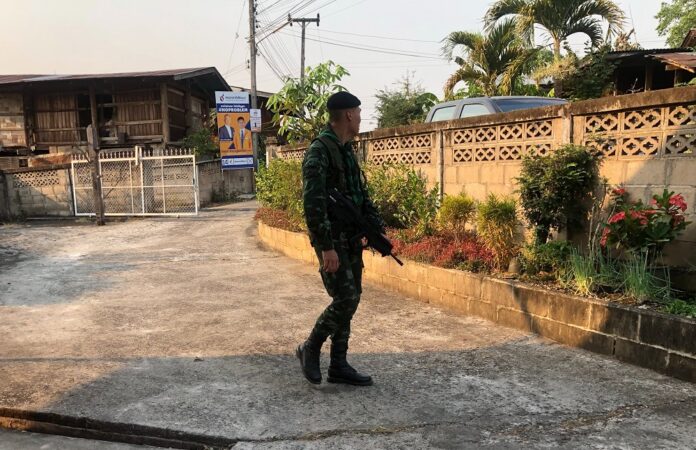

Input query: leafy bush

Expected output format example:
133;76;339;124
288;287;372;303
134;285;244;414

390;232;494;273
254;207;305;233
364;163;439;237
620;253;672;304
601;188;690;259
516;145;601;245
437;192;476;239
563;246;622;296
255;159;304;229
476;194;520;271
183;128;218;157
519;240;573;276
662;299;696;318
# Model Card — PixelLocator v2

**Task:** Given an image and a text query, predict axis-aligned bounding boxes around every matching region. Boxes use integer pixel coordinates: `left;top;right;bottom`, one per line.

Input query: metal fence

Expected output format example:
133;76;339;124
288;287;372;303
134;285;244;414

71;147;198;216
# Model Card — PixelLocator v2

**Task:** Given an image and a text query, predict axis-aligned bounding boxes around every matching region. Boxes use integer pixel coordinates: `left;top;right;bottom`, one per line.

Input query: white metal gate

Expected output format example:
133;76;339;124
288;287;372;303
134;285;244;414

71;147;198;216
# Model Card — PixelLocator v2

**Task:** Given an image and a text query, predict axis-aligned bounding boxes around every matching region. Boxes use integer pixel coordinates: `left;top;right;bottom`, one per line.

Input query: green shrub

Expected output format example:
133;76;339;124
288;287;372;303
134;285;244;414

601;188;690;261
516;144;601;245
567;249;597;296
183;128;218;157
254;207;305;233
620;253;672;304
520;240;573;277
564;247;620;296
364;163;439;237
255;159;304;229
476;194;520;271
662;299;696;318
438;192;476;239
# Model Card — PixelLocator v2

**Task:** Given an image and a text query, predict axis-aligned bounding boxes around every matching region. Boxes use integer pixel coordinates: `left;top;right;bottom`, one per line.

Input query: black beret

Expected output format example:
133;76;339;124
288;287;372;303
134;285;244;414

326;91;361;110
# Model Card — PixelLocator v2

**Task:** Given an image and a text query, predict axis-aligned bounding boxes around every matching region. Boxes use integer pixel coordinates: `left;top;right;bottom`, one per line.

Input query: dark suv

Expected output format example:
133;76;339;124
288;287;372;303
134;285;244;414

425;96;567;122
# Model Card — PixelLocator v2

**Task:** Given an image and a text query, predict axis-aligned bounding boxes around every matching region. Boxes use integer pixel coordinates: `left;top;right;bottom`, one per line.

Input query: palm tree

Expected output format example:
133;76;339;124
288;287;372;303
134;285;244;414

485;0;625;93
442;18;539;99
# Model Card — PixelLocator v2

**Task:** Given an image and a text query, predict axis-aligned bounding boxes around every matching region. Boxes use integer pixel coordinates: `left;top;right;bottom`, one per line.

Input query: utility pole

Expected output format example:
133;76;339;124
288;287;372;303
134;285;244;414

288;14;319;80
248;0;259;172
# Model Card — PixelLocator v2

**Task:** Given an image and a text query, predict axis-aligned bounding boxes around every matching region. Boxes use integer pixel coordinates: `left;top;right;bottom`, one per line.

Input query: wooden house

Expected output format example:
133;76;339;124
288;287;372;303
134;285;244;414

0;67;274;168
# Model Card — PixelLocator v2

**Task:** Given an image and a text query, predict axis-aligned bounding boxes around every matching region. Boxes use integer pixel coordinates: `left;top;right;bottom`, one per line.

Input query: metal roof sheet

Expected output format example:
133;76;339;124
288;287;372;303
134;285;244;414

0;67;227;86
650;52;696;73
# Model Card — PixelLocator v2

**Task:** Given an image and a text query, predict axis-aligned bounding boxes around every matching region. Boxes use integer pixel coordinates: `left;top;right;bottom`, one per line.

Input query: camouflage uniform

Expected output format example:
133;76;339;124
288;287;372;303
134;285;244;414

302;125;385;349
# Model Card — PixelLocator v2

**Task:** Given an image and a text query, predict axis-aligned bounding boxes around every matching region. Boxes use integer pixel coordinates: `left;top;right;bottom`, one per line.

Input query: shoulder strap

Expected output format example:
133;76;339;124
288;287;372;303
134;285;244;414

312;135;347;191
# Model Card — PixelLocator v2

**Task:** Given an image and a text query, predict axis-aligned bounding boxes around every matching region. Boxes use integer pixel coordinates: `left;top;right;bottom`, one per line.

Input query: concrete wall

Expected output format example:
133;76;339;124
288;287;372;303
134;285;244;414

1;165;73;218
276;87;696;265
197;160;253;206
258;221;696;383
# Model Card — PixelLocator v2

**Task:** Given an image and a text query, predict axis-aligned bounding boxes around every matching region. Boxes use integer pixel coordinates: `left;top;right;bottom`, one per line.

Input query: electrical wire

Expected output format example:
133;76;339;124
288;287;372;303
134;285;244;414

224;0;248;74
279;30;444;59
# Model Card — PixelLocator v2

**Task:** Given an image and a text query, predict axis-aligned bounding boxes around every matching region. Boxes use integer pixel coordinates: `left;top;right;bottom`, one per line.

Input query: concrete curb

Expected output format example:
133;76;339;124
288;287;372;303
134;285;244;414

0;407;236;449
258;221;696;383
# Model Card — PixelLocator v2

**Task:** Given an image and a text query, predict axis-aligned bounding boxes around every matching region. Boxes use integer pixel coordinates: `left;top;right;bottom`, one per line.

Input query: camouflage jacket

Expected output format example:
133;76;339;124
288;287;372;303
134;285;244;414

302;126;386;251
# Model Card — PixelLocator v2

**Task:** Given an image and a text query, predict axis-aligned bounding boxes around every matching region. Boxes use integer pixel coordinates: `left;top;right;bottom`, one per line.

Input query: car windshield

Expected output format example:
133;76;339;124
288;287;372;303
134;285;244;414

493;98;565;112
430;105;456;122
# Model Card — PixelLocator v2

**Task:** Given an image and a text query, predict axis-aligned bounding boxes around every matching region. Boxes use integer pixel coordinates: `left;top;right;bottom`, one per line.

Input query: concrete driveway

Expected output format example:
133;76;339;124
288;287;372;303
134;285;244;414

1;201;695;449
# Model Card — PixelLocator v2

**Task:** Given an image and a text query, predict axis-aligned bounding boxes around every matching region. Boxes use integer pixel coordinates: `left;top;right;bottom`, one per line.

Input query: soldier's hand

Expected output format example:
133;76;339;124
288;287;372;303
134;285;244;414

322;249;340;273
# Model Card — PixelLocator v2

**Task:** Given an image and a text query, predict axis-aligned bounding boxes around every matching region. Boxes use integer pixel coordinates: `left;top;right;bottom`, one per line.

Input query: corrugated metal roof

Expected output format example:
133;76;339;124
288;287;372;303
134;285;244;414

606;48;693;60
0;75;44;84
650;52;696;73
0;67;226;85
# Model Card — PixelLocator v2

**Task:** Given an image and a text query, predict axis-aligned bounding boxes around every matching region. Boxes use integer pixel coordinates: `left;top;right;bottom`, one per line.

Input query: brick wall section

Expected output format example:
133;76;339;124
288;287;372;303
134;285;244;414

1;165;73;217
275;87;696;266
258;222;696;383
197;161;253;206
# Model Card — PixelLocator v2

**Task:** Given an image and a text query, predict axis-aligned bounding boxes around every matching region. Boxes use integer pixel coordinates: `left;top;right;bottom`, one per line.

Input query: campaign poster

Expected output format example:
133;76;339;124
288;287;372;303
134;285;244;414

249;108;262;132
216;91;253;170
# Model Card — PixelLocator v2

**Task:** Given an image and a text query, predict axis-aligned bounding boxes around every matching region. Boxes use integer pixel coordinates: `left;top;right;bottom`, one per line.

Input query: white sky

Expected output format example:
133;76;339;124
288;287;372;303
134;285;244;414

1;0;666;131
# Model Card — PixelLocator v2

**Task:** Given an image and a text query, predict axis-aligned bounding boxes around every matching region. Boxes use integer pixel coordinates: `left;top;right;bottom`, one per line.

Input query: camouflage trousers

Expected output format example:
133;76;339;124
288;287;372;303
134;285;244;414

310;241;363;349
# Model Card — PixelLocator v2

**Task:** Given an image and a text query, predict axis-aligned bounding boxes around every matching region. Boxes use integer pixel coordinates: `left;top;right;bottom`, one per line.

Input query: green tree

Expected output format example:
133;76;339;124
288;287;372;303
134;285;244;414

656;0;696;48
375;75;438;128
516;145;601;245
442;18;540;98
561;44;618;100
266;61;348;144
485;0;625;94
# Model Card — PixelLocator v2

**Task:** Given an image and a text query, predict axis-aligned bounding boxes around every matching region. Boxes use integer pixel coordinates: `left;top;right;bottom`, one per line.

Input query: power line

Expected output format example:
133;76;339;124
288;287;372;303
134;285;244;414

314;28;441;43
279;30;444;59
323;0;369;18
224;0;247;74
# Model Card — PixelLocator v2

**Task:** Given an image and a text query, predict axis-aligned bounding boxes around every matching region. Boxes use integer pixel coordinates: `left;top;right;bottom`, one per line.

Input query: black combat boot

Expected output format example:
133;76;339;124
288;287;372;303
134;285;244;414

296;331;324;384
327;342;373;386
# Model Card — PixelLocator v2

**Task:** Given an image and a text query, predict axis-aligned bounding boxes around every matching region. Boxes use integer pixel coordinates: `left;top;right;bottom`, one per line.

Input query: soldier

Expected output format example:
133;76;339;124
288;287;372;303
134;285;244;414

296;91;388;386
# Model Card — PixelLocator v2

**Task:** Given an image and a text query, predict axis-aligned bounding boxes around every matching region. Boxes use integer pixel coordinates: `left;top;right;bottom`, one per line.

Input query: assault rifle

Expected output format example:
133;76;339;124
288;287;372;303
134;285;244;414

327;188;403;266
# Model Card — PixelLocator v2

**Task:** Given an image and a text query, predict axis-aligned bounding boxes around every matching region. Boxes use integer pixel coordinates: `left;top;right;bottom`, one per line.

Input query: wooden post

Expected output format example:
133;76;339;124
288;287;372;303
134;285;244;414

22;89;35;149
89;84;106;225
645;64;654;91
184;81;193;135
160;83;170;145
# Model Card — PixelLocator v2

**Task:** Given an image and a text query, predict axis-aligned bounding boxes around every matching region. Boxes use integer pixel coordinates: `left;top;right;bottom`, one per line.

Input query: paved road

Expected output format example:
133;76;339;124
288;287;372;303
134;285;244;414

1;202;695;449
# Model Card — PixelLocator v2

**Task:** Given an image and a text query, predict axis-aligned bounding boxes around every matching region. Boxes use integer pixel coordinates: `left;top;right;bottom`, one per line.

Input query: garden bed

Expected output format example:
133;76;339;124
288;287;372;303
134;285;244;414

257;219;696;383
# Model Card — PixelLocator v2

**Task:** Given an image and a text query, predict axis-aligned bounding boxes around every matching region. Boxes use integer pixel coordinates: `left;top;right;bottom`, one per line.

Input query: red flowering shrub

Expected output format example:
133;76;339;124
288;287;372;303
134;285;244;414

254;207;305;232
601;188;690;256
389;230;495;272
